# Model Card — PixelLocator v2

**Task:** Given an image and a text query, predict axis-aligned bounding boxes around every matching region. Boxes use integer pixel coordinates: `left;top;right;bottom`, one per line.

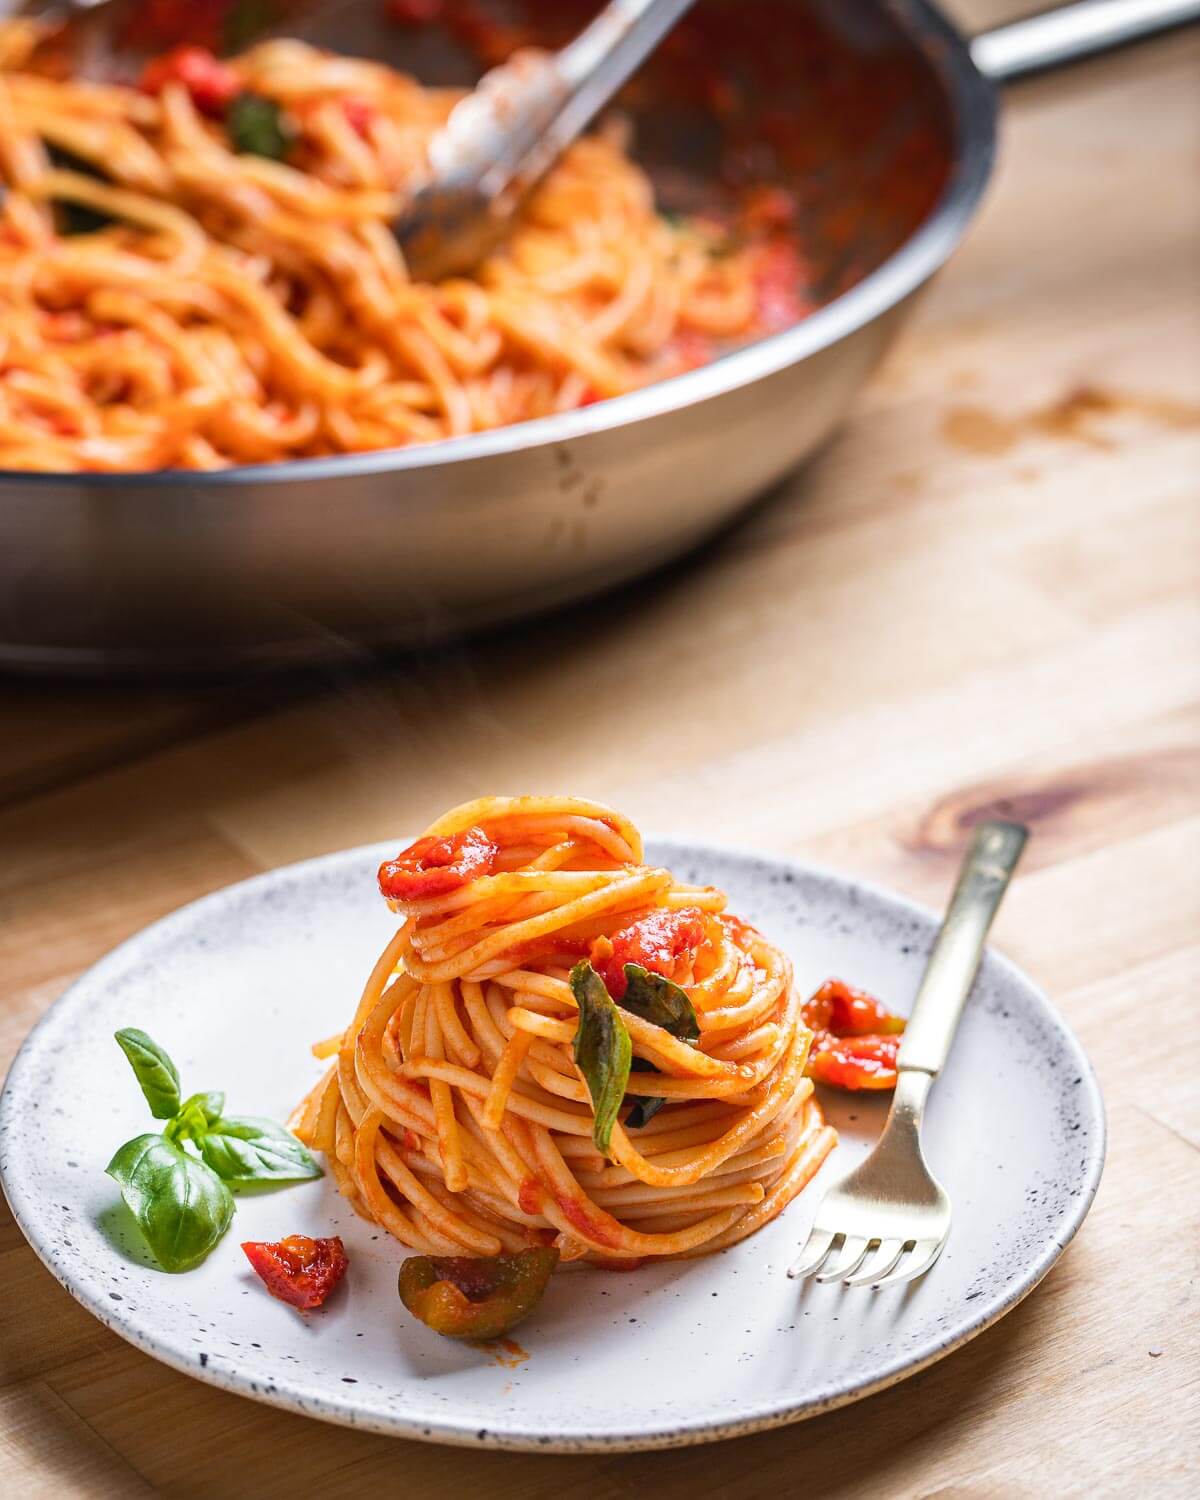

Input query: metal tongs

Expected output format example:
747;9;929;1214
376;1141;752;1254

395;0;698;280
17;0;698;279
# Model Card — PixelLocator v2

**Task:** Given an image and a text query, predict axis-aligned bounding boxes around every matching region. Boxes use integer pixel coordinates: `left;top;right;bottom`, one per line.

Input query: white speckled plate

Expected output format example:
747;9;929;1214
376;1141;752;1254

0;839;1104;1451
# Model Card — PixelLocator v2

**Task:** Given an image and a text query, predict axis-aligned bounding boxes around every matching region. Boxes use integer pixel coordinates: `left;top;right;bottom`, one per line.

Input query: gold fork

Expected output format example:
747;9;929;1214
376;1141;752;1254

788;820;1028;1289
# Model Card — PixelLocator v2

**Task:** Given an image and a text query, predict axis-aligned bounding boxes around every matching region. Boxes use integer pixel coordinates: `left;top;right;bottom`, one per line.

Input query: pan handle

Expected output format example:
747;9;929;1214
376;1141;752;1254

970;0;1200;81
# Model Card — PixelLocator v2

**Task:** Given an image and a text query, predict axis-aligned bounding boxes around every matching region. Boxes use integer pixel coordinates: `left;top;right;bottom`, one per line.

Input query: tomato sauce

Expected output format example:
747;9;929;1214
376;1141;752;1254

518;1178;544;1216
554;1190;620;1249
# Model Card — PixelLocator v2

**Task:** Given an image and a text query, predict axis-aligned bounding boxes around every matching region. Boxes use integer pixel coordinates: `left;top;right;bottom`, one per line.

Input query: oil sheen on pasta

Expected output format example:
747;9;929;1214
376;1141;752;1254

290;795;836;1267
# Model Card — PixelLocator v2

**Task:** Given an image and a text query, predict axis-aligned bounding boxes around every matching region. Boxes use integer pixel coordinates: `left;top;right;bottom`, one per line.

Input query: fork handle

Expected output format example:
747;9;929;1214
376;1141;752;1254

896;821;1028;1076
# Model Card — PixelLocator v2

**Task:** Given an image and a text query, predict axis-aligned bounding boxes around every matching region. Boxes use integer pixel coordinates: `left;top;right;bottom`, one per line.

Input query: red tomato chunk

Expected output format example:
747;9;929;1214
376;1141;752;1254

591;907;706;999
242;1234;348;1309
802;979;906;1090
804;979;906;1038
378;825;497;901
806;1032;902;1090
138;47;241;117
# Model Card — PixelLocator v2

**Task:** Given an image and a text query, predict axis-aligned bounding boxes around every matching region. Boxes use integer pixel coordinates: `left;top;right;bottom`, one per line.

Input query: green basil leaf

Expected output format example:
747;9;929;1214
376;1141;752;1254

619;964;700;1042
198;1116;322;1184
114;1029;182;1120
181;1091;225;1126
105;1134;234;1272
227;93;293;161
570;961;631;1156
166;1095;220;1146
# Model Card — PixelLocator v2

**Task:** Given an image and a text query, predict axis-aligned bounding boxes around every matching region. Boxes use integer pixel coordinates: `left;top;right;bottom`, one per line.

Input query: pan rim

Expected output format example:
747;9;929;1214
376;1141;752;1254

0;0;997;491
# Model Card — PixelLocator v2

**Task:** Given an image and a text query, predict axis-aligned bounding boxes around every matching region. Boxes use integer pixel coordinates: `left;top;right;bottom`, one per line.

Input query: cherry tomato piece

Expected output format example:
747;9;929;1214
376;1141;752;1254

591;907;706;1000
802;979;907;1090
138;46;241;117
242;1234;348;1309
378;825;497;902
804;979;906;1038
398;1247;559;1340
806;1033;901;1091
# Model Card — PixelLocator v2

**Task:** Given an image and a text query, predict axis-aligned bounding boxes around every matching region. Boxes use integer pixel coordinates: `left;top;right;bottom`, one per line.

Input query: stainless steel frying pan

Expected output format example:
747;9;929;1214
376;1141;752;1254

1;0;1195;673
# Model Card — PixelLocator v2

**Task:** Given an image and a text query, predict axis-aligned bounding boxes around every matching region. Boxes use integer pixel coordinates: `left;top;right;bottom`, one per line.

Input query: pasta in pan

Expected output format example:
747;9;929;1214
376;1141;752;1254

0;25;807;472
291;795;836;1267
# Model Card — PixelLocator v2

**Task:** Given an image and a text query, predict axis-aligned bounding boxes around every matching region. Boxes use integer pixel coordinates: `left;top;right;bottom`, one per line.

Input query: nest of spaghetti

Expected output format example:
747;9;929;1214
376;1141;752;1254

292;796;835;1266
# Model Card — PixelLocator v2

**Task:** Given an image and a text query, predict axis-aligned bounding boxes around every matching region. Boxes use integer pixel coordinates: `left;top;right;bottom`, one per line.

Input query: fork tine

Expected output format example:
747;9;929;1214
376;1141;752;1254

842;1237;908;1287
872;1236;947;1290
814;1234;871;1283
786;1228;837;1280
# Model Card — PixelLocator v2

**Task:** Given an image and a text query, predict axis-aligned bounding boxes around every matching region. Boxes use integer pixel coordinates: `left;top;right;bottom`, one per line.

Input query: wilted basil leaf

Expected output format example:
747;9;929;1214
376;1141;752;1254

106;1134;234;1272
199;1116;322;1184
623;1057;665;1129
623;1096;666;1128
114;1029;182;1120
227;93;293;160
570;961;631;1156
619;964;700;1042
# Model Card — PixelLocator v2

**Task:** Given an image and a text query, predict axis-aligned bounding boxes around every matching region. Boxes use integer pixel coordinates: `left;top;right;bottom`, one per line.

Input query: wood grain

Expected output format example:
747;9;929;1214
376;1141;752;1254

2;15;1199;1499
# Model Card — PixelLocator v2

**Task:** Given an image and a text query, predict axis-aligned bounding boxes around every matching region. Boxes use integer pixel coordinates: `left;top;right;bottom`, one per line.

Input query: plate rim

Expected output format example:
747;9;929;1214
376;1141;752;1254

0;835;1107;1452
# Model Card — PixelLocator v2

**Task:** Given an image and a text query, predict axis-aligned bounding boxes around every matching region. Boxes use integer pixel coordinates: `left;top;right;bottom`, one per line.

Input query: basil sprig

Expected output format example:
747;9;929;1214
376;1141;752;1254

106;1028;320;1273
570;962;632;1156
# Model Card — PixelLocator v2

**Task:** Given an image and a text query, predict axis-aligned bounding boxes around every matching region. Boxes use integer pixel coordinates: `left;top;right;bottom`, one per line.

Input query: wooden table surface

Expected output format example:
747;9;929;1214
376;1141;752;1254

3;12;1199;1498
